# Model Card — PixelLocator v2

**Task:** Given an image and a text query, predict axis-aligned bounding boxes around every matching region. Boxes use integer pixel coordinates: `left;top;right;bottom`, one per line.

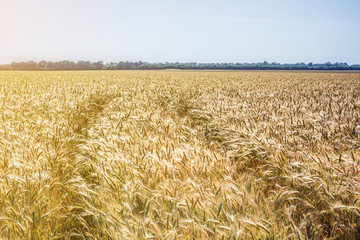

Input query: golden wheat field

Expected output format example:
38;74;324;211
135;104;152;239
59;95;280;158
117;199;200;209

0;70;359;239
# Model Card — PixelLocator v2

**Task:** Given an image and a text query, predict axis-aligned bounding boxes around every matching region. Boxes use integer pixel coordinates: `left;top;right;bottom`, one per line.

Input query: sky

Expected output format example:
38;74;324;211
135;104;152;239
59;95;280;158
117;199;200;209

0;0;359;64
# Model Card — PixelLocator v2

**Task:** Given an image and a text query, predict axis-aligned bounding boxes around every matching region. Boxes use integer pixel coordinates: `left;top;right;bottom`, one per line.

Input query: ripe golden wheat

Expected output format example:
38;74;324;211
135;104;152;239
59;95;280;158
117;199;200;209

0;71;359;239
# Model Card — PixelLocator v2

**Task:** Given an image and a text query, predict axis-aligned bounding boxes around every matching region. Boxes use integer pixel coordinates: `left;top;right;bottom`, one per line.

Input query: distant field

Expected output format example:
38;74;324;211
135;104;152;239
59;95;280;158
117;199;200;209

0;71;359;239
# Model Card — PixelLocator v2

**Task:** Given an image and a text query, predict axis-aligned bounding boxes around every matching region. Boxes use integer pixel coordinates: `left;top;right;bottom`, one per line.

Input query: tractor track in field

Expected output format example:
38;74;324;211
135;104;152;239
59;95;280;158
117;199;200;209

52;89;121;239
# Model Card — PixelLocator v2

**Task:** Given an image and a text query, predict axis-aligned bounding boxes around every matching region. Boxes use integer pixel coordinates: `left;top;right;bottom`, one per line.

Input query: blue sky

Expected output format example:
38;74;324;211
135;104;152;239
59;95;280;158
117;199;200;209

0;0;359;64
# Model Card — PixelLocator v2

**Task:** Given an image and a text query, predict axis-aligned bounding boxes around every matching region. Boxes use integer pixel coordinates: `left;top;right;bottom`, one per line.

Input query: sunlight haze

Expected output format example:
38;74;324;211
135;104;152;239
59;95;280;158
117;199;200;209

0;0;359;64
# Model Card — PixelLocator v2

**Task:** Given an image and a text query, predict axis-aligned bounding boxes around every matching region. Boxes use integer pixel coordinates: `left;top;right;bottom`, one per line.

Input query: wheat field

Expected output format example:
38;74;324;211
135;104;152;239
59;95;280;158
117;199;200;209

0;71;359;239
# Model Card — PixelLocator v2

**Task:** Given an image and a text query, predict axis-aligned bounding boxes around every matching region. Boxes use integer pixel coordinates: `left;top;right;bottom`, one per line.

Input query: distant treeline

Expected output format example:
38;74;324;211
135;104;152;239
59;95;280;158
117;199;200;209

1;60;360;71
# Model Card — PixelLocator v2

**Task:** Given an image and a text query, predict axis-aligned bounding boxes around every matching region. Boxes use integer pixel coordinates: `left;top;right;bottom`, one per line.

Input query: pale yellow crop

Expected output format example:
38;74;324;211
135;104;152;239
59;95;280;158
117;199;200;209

0;70;359;239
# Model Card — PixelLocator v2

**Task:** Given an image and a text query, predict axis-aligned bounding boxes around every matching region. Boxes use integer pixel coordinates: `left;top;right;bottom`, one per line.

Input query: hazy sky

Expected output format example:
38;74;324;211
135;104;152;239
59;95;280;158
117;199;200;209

1;0;359;64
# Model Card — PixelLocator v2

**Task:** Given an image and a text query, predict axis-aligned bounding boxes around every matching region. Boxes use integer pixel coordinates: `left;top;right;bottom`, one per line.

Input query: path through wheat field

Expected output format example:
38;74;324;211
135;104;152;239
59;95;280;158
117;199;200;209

0;71;359;239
